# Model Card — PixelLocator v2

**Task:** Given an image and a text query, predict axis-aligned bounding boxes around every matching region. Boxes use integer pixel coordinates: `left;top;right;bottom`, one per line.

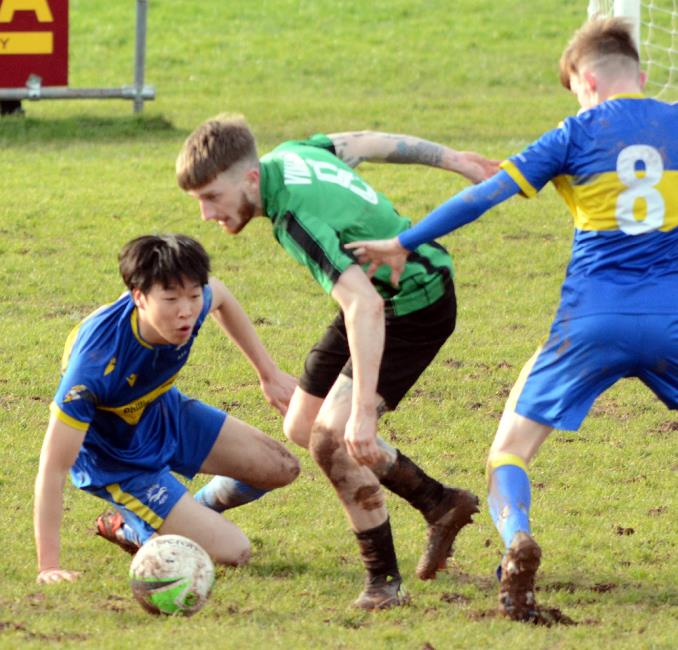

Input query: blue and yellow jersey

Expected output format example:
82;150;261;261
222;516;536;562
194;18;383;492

501;95;678;317
51;286;213;477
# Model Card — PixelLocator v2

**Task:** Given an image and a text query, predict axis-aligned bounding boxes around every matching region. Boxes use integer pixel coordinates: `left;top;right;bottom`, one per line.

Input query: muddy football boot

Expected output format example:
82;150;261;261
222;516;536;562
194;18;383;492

498;531;542;621
416;488;480;580
353;575;410;610
95;510;141;555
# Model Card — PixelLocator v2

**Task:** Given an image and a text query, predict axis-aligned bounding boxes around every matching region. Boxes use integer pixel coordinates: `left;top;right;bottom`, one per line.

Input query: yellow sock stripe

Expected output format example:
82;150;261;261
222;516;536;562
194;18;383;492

488;453;528;473
105;483;164;530
486;452;529;482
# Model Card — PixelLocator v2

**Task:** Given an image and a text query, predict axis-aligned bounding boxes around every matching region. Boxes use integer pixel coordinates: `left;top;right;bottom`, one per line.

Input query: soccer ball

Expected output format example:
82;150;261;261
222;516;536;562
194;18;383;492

129;535;215;616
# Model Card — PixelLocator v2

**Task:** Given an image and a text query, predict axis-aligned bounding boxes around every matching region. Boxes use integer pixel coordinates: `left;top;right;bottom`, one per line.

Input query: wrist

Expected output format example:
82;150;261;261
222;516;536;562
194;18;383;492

396;233;415;252
37;542;60;573
256;360;278;383
351;399;377;417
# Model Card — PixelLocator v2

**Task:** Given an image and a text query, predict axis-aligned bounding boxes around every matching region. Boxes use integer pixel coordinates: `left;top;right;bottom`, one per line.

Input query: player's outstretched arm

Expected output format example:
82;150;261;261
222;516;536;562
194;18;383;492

34;415;86;584
346;237;409;288
328;131;500;183
347;170;522;286
330;266;385;467
208;277;297;416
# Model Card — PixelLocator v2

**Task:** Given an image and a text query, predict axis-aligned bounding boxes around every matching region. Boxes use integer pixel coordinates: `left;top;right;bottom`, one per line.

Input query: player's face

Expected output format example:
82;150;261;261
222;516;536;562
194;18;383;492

189;168;260;234
133;279;204;346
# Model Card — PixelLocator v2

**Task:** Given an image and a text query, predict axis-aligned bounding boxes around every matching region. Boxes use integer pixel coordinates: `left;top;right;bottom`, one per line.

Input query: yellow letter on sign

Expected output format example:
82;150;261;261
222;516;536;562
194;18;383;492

0;0;54;23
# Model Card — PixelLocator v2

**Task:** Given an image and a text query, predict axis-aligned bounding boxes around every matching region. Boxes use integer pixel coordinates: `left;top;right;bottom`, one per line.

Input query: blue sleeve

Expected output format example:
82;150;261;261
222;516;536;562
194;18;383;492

398;170;521;251
52;358;100;430
501;124;570;197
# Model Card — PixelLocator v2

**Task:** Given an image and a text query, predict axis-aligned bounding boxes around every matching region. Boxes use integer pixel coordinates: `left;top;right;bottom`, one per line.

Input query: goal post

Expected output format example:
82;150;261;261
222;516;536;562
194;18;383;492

587;0;678;99
588;1;641;44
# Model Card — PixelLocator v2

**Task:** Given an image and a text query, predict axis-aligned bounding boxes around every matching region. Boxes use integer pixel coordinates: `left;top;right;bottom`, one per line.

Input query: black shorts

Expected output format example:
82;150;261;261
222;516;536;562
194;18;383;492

299;284;456;410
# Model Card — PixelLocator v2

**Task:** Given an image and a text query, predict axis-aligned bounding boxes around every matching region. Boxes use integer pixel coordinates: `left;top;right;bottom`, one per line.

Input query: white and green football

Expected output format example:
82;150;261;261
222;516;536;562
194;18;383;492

129;534;215;616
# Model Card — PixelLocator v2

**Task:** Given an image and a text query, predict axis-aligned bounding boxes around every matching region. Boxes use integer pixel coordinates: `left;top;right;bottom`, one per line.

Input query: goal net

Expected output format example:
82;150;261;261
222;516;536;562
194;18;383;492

587;0;678;99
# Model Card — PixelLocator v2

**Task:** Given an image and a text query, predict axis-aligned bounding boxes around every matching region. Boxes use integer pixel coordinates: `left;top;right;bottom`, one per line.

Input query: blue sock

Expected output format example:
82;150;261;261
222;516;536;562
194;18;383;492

195;476;269;513
121;522;142;546
487;455;531;549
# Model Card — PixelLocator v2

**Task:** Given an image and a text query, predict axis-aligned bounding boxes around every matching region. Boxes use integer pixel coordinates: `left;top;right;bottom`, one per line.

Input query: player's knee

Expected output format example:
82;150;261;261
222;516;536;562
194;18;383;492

249;436;301;490
308;421;343;476
283;411;312;449
211;529;251;567
276;448;301;487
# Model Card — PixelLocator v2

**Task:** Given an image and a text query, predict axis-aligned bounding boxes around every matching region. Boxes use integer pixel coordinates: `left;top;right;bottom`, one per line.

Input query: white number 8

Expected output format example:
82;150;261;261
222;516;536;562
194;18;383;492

615;145;665;235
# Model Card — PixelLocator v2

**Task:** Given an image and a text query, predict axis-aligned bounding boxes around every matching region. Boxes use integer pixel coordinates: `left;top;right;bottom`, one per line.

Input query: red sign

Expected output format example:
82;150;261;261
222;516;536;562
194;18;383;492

0;0;68;88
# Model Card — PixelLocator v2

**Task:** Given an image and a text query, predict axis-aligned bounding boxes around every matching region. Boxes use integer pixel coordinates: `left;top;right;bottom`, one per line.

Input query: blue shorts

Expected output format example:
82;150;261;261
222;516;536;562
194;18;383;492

513;313;678;431
79;393;226;542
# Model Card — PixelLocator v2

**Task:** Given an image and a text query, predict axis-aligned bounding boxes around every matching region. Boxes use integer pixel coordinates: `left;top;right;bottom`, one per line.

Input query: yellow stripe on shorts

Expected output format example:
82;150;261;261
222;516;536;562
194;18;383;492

105;483;164;529
504;344;543;414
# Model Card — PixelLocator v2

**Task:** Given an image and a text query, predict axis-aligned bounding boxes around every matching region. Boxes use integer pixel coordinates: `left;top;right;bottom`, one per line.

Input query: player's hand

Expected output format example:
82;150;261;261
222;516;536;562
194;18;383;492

344;408;380;466
37;568;82;584
260;369;297;416
345;238;408;288
456;152;501;184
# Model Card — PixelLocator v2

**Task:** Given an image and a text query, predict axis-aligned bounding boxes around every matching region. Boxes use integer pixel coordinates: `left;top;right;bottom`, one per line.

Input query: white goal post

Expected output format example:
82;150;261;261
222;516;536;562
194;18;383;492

587;0;678;99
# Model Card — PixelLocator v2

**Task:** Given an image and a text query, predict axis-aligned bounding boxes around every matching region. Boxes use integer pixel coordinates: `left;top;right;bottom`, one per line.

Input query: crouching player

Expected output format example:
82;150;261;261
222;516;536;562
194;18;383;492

34;234;300;584
348;18;678;622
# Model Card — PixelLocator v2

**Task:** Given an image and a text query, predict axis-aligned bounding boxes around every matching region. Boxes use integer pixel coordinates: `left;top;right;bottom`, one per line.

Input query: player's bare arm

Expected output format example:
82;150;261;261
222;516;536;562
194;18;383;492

347;168;522;288
208;277;296;415
328;131;500;183
34;415;86;584
330;266;385;467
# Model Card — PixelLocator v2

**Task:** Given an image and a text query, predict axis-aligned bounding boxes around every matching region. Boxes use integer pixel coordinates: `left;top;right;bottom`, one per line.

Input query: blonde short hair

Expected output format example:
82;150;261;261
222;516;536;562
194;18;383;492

559;17;639;90
176;114;258;191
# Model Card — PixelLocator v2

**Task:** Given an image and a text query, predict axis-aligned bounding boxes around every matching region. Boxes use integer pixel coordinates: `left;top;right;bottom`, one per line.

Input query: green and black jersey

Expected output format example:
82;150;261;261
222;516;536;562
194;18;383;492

259;134;454;317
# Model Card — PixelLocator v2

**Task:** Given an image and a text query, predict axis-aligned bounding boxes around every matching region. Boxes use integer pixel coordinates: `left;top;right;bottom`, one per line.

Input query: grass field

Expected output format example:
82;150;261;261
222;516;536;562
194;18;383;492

0;1;676;648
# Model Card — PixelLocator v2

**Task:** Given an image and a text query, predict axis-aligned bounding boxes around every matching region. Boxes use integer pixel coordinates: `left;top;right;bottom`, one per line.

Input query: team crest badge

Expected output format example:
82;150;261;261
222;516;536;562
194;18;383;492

63;385;95;403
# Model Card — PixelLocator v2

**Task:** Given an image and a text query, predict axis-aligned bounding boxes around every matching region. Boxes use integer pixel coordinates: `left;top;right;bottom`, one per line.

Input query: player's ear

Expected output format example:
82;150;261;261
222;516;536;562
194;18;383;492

131;287;145;309
245;166;260;189
582;69;597;92
639;69;648;90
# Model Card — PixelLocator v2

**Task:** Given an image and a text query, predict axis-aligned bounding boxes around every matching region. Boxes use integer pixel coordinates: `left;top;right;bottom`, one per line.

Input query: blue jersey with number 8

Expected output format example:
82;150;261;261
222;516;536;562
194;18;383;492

501;94;678;319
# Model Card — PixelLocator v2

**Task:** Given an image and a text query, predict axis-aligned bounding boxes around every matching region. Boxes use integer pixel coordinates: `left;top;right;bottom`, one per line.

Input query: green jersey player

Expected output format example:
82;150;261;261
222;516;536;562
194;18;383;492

176;118;498;609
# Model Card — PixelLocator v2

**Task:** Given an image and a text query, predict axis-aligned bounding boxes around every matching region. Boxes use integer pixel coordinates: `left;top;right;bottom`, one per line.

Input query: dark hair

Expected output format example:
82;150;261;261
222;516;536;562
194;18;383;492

560;16;639;89
176;114;258;191
118;234;210;294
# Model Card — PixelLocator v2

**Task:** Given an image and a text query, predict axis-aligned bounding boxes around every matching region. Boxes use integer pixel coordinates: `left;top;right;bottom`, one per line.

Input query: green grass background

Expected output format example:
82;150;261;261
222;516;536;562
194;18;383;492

0;1;676;648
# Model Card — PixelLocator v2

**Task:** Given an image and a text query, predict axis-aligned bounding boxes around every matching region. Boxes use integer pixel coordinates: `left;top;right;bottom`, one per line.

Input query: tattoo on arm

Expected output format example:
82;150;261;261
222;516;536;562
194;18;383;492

331;132;445;169
342;153;369;168
332;137;367;169
385;139;444;166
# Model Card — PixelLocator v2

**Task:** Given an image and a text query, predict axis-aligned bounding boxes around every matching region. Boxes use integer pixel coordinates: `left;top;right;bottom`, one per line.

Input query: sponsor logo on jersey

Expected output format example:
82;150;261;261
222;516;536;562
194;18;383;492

97;373;178;425
126;373;137;387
